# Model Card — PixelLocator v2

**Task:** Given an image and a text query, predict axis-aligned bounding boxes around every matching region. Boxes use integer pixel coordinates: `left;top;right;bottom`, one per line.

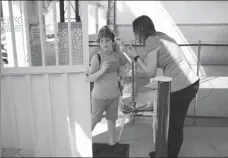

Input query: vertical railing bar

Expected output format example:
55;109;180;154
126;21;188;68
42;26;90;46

132;39;137;104
0;2;2;154
8;1;18;67
59;0;64;22
196;40;201;76
193;40;201;126
113;1;116;33
22;1;32;66
19;2;26;66
81;1;89;65
38;1;46;66
25;75;37;156
53;1;59;66
19;1;27;67
95;3;98;33
0;0;2;69
132;60;135;103
44;74;56;156
79;2;92;157
67;1;73;65
107;1;110;25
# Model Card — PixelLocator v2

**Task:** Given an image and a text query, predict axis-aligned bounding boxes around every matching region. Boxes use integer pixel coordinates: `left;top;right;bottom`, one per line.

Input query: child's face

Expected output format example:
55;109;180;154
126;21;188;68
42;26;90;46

99;37;113;52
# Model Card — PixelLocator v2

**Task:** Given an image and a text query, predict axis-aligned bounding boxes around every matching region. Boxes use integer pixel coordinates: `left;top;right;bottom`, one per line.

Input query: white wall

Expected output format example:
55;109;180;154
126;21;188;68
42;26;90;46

114;1;228;117
159;1;228;24
115;1;228;65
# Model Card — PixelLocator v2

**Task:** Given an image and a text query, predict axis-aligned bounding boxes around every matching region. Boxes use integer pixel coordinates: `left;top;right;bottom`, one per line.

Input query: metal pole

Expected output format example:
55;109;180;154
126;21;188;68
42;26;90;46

132;40;137;105
8;1;18;67
53;1;59;66
0;0;2;154
67;1;72;65
196;40;201;76
22;1;32;66
75;0;81;22
95;3;98;33
38;1;46;66
0;0;3;68
193;40;201;126
132;61;135;103
113;0;116;33
59;0;64;22
107;0;111;25
154;76;172;158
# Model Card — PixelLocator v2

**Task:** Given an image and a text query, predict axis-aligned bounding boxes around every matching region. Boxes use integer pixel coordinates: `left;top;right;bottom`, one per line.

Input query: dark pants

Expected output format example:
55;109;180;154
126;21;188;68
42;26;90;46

168;80;199;157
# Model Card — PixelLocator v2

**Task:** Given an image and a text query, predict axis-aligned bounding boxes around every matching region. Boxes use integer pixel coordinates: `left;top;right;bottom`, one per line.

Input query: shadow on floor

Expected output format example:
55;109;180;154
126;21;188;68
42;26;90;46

93;122;154;157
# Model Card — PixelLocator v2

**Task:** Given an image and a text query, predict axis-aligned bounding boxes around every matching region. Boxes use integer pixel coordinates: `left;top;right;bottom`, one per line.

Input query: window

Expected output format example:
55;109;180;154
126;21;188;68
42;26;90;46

88;3;107;41
88;4;96;35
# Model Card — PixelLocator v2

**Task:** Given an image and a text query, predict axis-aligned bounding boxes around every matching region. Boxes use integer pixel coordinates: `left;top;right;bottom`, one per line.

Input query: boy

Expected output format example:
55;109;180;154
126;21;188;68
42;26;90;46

90;26;128;146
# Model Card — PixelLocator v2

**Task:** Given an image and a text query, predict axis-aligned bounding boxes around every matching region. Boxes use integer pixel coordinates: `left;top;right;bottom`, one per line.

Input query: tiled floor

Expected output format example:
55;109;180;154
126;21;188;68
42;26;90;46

92;118;228;157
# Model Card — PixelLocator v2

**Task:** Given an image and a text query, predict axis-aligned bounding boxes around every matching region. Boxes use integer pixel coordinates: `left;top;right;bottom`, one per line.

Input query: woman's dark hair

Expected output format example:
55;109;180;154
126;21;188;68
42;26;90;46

96;26;115;43
132;15;156;43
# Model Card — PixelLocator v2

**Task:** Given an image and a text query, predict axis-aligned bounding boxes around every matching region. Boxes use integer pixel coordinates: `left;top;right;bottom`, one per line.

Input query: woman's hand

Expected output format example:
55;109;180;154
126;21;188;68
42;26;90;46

126;45;138;57
118;42;126;51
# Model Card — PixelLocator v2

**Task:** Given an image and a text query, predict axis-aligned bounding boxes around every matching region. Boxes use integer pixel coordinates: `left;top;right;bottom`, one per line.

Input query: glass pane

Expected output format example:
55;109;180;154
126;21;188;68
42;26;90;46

98;7;107;30
88;4;96;35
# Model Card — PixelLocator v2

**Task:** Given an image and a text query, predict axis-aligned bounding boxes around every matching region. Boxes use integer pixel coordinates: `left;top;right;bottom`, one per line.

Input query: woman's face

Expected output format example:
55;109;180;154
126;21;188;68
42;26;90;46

134;34;140;41
99;37;113;52
133;28;143;42
134;32;144;44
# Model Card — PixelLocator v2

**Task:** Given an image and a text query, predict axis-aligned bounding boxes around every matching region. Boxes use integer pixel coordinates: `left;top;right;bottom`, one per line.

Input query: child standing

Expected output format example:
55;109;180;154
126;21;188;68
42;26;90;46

90;26;126;146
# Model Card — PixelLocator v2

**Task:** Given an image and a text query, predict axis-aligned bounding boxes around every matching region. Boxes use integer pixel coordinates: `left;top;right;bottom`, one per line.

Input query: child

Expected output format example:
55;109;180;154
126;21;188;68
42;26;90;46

90;26;127;146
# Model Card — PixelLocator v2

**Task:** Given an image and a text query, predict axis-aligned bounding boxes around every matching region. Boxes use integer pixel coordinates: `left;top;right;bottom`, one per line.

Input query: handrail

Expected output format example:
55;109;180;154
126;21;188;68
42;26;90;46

89;41;228;47
89;41;145;47
179;43;228;47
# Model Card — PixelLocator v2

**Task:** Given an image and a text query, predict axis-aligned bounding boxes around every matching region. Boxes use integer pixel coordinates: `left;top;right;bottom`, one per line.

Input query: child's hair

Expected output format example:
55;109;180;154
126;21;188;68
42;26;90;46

96;26;115;43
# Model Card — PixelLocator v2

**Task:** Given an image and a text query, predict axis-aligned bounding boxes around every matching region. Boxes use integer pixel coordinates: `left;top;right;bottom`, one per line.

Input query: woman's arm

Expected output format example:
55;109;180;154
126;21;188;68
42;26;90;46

135;70;151;78
116;45;131;66
127;46;159;78
90;55;108;82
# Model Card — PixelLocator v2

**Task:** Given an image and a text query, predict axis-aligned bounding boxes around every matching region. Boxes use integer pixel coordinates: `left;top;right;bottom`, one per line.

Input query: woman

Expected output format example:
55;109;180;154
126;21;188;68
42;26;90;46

124;15;200;157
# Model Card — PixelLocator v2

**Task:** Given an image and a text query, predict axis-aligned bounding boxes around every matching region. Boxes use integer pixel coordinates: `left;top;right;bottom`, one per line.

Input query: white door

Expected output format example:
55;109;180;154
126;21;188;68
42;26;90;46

1;1;92;157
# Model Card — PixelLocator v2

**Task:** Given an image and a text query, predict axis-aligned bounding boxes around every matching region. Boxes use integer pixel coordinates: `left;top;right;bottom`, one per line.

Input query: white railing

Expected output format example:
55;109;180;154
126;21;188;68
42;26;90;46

8;1;18;67
37;1;47;66
52;2;59;66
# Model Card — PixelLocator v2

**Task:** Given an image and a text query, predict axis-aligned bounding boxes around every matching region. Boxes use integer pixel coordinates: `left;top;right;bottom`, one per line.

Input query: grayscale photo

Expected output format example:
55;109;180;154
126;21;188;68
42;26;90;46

0;1;228;157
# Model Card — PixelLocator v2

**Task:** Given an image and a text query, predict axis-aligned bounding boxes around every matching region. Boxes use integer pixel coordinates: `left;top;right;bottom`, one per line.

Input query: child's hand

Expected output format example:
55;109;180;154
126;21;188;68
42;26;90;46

100;61;110;73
